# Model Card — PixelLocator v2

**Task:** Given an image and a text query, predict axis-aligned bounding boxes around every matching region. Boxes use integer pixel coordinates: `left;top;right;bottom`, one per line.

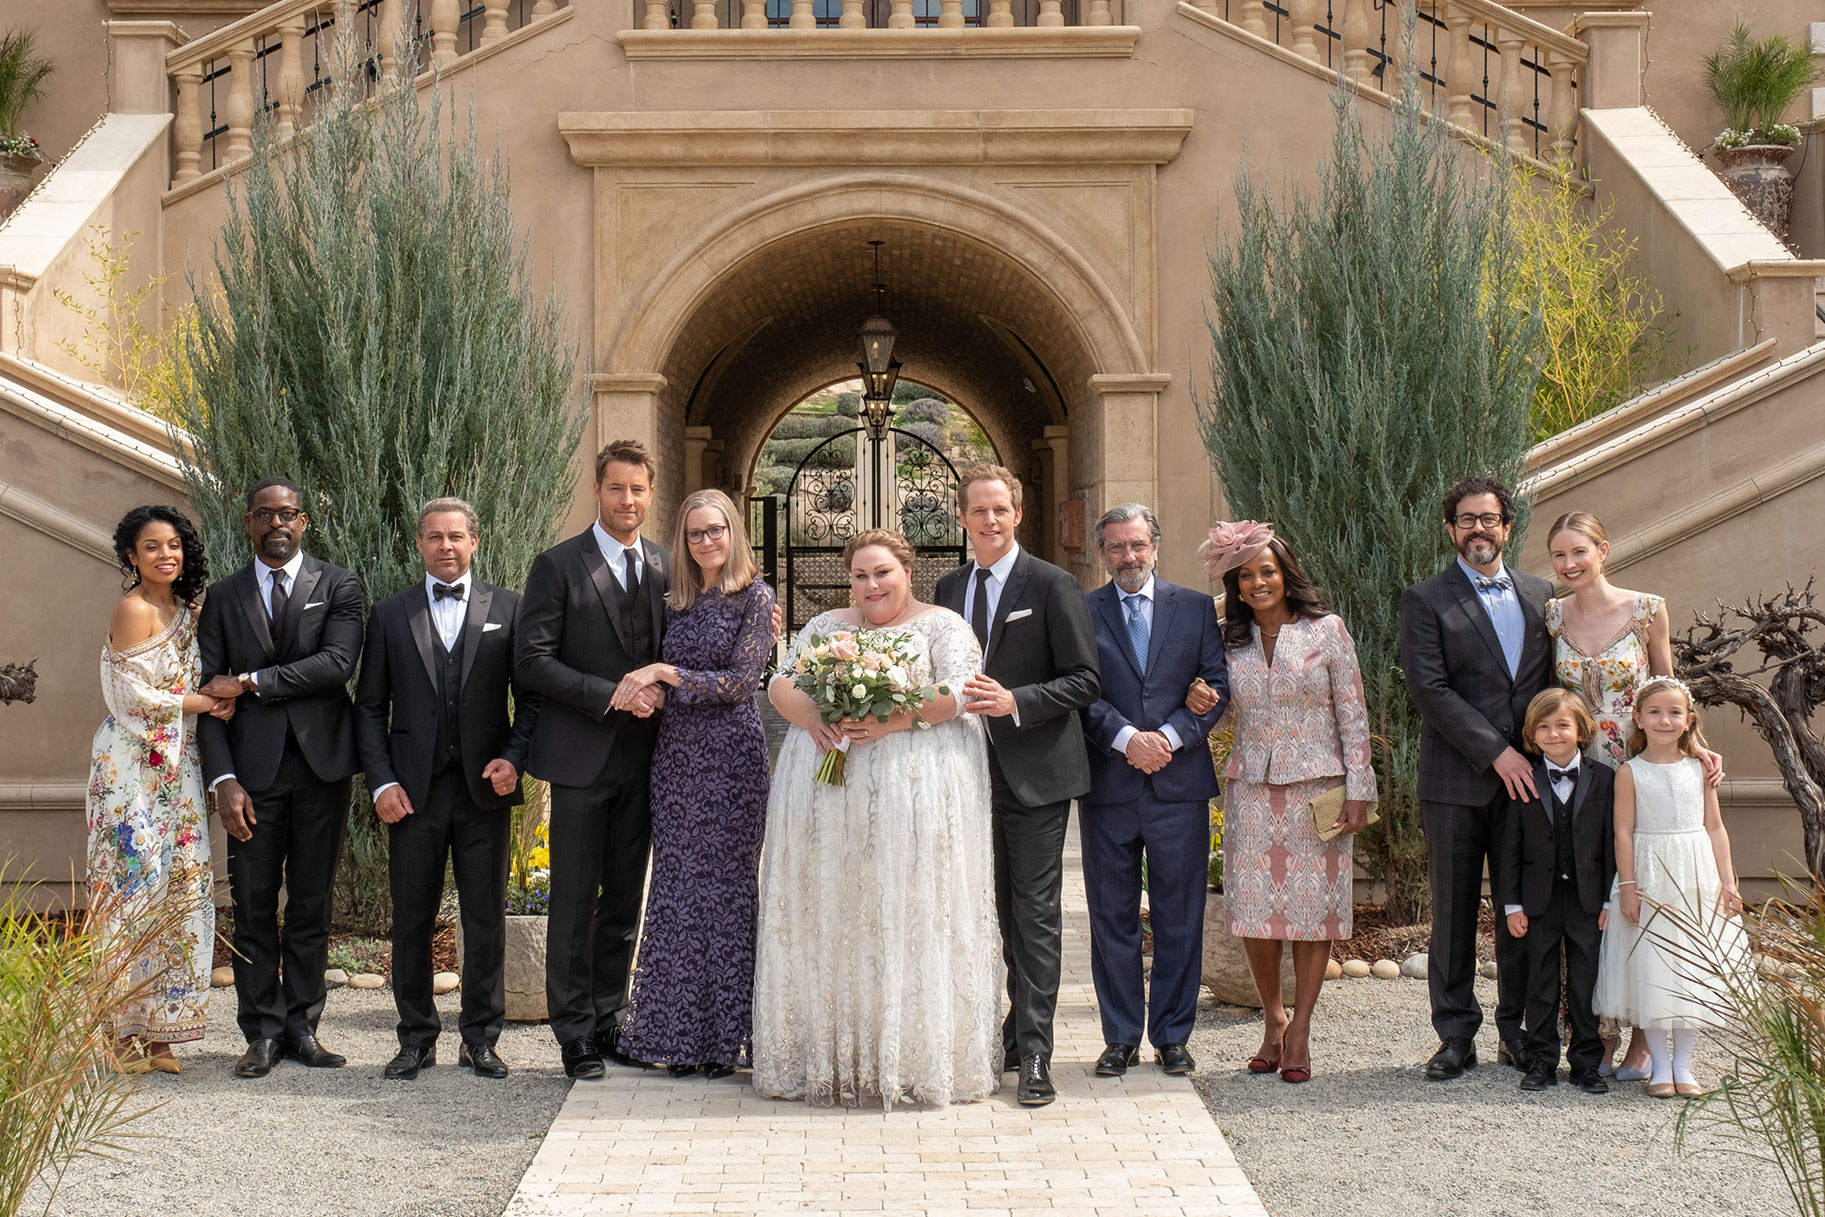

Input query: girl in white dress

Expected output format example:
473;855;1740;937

751;529;1003;1109
1594;677;1749;1098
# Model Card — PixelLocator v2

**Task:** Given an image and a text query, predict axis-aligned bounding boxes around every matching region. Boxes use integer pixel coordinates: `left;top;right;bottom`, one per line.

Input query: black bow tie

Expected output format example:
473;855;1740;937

433;582;464;602
1476;575;1512;592
1548;764;1577;783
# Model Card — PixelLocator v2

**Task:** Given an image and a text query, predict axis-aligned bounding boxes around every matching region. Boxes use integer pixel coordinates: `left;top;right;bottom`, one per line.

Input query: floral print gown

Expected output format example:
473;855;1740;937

1546;592;1664;769
86;605;214;1044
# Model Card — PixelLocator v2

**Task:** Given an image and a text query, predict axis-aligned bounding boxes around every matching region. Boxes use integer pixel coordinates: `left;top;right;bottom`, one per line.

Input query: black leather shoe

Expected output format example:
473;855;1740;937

384;1044;434;1080
1002;1046;1020;1074
235;1038;280;1079
597;1023;650;1070
668;1062;699;1078
282;1034;346;1069
1157;1043;1196;1076
1571;1067;1610;1095
702;1062;736;1080
459;1042;508;1079
561;1037;606;1080
1520;1061;1558;1091
1017;1054;1055;1107
1425;1037;1477;1081
1095;1044;1140;1077
1498;1036;1530;1070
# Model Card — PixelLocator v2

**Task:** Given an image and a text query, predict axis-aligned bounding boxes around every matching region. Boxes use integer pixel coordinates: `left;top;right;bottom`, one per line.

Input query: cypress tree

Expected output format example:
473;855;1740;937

1199;55;1542;922
175;12;584;932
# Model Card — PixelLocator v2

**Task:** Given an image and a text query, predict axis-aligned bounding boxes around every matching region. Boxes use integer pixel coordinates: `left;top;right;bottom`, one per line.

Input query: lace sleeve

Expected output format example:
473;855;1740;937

101;645;188;750
670;583;778;707
922;610;984;692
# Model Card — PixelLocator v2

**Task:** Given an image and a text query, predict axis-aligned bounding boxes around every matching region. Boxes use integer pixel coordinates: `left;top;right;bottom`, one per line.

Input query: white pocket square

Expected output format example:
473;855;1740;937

1004;608;1033;623
482;622;503;632
304;601;325;610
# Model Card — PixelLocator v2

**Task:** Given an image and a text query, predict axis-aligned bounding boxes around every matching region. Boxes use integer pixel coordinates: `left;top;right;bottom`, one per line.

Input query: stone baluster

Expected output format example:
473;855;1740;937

643;0;668;28
888;0;913;28
793;0;818;28
985;0;1012;28
275;16;306;139
1287;0;1319;60
173;63;203;183
751;0;775;27
482;0;511;44
532;0;558;14
430;0;459;66
1444;4;1474;126
376;0;401;76
1341;0;1370;82
692;0;719;28
1035;0;1062;28
223;40;256;163
939;0;963;27
1496;30;1529;154
1086;0;1112;24
1547;48;1577;158
1238;2;1267;38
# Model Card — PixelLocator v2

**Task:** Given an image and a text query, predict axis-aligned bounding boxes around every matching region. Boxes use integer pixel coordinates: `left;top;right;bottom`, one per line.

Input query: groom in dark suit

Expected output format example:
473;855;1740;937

513;440;668;1080
936;464;1100;1107
197;477;365;1079
1400;475;1554;1081
354;497;539;1082
1080;505;1227;1078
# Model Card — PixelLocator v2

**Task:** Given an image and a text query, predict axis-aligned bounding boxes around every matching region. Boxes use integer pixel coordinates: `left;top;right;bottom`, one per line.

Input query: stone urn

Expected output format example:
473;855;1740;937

1201;890;1295;1008
0;153;40;221
456;913;548;1021
1716;143;1797;244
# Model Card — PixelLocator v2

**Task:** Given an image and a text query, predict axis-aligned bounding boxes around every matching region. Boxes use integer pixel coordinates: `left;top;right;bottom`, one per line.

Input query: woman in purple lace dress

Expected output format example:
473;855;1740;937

612;489;776;1078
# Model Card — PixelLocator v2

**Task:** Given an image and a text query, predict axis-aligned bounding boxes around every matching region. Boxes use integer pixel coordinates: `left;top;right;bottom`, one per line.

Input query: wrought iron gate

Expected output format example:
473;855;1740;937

783;426;966;633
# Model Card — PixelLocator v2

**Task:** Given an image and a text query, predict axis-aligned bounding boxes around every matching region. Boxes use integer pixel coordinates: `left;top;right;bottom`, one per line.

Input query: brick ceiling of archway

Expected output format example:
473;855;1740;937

658;219;1097;486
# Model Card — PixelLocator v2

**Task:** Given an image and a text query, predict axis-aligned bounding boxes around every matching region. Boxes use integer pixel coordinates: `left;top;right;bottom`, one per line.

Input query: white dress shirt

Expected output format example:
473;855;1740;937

425;569;471;651
961;542;1020;628
1109;575;1184;756
593;520;643;590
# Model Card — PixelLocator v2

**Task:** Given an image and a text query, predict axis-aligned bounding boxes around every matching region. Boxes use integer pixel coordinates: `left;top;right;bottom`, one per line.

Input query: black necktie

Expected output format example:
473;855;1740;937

971;567;991;648
623;549;641;601
269;570;288;623
432;582;464;601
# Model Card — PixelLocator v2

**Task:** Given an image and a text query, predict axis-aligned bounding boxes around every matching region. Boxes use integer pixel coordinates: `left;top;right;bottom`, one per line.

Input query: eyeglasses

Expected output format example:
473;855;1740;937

1102;541;1153;557
250;508;303;525
1452;513;1506;530
685;524;727;546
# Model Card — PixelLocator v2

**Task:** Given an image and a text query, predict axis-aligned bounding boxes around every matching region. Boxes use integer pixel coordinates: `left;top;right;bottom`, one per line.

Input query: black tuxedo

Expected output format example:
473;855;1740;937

1496;759;1616;1072
936;546;1100;1060
197;553;365;1044
513;528;667;1046
355;575;539;1050
1399;561;1553;1045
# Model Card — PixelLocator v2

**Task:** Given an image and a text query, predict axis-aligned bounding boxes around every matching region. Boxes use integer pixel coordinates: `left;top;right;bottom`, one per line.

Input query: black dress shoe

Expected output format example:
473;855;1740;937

1498;1037;1530;1070
1424;1037;1477;1081
235;1038;280;1079
459;1042;508;1079
1017;1054;1055;1107
1157;1043;1196;1076
1571;1067;1610;1095
597;1023;650;1070
384;1044;435;1081
1002;1046;1020;1074
1519;1060;1558;1091
668;1062;699;1078
1095;1044;1140;1077
702;1062;736;1080
282;1034;346;1069
561;1037;606;1080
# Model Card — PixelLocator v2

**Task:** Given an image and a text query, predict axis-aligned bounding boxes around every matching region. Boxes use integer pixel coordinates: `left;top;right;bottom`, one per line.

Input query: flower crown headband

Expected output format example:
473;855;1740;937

1638;675;1695;702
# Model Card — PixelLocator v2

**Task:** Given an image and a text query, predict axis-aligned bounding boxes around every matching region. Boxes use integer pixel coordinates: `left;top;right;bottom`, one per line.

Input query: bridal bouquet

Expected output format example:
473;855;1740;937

790;628;948;786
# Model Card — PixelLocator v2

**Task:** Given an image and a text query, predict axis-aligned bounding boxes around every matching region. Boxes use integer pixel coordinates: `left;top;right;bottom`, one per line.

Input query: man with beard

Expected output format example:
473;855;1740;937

1079;504;1227;1078
1399;475;1553;1081
197;477;365;1078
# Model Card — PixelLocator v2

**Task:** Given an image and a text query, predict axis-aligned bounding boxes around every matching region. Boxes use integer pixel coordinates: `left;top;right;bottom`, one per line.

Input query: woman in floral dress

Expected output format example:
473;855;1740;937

87;505;228;1073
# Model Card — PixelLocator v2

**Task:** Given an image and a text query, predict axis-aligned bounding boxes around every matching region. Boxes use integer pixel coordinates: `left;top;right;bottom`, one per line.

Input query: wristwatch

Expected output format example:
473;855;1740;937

237;672;256;694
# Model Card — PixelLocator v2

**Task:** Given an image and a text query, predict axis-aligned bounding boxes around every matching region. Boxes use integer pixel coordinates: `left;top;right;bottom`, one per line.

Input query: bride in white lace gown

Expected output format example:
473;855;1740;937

751;530;1003;1108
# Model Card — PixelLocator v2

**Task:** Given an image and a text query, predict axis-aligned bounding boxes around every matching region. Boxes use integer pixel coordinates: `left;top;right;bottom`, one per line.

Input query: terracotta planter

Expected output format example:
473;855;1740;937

456;912;548;1021
0;153;40;220
1716;143;1797;244
1201;890;1295;1008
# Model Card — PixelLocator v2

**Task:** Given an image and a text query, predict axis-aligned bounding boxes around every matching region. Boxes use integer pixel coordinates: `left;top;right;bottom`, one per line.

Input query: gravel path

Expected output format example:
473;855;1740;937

43;984;572;1217
1189;972;1791;1217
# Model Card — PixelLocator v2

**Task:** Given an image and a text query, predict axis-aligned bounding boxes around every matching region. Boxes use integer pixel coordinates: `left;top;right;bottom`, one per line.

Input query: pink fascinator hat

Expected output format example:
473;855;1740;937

1198;520;1276;582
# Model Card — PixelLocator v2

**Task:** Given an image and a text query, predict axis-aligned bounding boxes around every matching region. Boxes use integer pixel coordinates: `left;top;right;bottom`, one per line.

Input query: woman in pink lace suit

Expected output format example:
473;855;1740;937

1202;522;1376;1083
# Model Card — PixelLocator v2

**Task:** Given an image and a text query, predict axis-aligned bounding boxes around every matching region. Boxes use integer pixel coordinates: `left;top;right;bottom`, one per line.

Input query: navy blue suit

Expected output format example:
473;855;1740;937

1081;578;1228;1049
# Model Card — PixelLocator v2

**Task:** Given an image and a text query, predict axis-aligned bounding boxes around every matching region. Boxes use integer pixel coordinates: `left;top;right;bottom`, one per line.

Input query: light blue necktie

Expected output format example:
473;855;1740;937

1126;593;1149;674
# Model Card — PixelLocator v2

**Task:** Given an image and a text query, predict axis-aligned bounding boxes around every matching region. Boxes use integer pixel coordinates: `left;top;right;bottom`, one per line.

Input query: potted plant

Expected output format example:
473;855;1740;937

0;28;54;219
1704;20;1818;242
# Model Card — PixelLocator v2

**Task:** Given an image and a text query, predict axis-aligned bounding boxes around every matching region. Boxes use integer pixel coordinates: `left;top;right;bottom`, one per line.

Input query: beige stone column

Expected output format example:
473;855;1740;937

106;22;185;116
684;425;723;494
1031;424;1069;564
1572;13;1647;111
1083;372;1169;548
588;372;669;475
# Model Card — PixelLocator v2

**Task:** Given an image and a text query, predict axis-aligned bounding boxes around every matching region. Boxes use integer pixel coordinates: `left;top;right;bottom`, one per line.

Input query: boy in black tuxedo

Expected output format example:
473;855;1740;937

1496;687;1616;1095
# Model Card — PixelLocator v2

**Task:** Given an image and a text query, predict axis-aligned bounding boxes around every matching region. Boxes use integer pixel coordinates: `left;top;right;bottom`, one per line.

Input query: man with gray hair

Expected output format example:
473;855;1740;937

1080;503;1228;1076
354;497;539;1081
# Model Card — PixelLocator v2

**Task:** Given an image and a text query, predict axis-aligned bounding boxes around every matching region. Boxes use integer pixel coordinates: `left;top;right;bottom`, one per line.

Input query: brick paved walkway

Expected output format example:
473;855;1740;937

503;825;1268;1217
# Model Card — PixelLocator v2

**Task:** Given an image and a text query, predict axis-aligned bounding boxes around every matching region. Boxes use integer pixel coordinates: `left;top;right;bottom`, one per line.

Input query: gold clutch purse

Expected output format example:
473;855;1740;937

1310;784;1378;843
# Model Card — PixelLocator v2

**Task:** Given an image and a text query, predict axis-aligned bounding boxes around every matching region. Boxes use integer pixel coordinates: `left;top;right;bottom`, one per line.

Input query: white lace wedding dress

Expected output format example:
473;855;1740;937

750;608;1003;1108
